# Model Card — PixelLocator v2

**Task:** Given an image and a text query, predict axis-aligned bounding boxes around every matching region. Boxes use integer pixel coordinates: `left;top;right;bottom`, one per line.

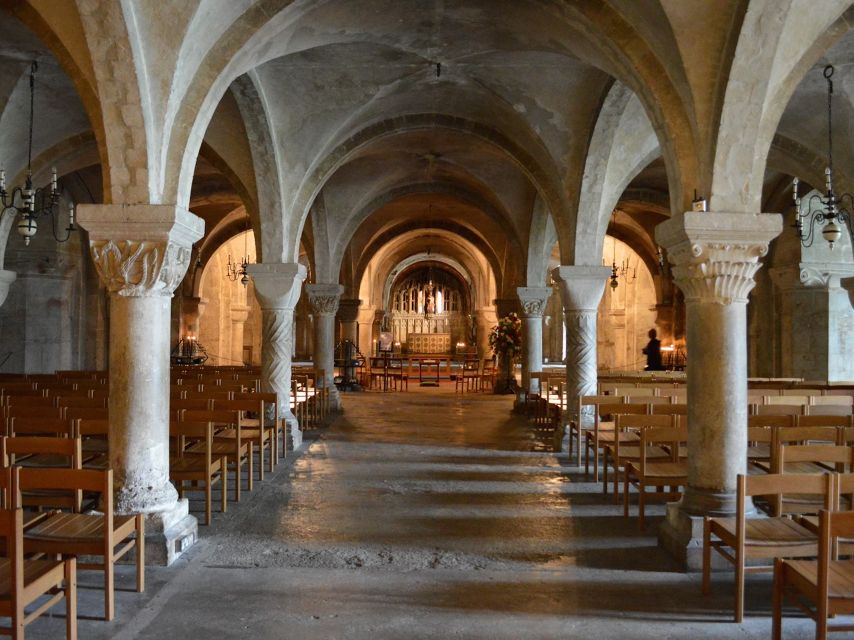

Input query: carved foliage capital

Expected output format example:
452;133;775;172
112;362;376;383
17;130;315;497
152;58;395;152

90;239;190;297
516;286;551;318
656;212;782;305
306;283;344;316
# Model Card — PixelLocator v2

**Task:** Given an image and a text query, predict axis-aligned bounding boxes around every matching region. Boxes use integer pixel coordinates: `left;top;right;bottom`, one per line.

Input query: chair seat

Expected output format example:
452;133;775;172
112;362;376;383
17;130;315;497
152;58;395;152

171;456;222;474
712;516;817;547
597;430;638;445
784;559;854;599
614;445;670;461
747;444;771;460
25;512;136;544
639;461;688;480
0;557;65;597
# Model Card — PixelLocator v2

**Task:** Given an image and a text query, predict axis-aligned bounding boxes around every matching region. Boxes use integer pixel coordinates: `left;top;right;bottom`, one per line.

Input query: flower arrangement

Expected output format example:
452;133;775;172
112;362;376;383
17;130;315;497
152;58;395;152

489;312;522;359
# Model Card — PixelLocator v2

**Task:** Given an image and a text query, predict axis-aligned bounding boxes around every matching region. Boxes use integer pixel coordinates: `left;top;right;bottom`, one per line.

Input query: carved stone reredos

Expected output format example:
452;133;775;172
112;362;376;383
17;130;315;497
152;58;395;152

655;211;783;305
306;283;344;315
77;204;204;297
516;286;551;317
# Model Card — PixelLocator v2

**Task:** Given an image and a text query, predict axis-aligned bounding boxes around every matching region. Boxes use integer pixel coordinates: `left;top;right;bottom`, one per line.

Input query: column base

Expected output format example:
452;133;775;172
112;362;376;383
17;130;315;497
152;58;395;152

284;410;303;450
327;384;342;412
658;489;751;572
136;498;198;566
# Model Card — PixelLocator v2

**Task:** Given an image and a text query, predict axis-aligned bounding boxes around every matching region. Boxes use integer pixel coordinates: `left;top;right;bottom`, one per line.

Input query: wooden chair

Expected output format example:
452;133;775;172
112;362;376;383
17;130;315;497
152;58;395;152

623;422;688;529
569;394;618;465
213;398;275;480
19;467;144;621
773;509;854;640
703;472;832;622
773;427;842;474
584;402;648;482
480;358;496;393
456;358;480;393
6;417;72;439
0;501;77;639
181;409;252;502
608;413;673;498
170;420;227;525
71;418;110;467
253;392;283;460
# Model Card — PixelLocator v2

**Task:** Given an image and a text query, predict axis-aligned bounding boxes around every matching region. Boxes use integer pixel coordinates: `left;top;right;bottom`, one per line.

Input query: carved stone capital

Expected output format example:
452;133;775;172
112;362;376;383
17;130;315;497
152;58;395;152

77;205;204;297
306;283;344;316
230;304;250;324
337;298;362;324
247;262;306;310
655;212;782;305
516;287;551;318
551;265;611;311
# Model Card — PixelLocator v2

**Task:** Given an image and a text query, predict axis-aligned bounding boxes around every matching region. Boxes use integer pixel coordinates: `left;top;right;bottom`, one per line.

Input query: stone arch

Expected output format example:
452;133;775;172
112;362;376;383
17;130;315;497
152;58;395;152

381;253;473;313
352;219;508;304
327;181;524;286
228;72;286;262
573;83;661;265
710;1;854;213
288;114;568;265
526;196;557;286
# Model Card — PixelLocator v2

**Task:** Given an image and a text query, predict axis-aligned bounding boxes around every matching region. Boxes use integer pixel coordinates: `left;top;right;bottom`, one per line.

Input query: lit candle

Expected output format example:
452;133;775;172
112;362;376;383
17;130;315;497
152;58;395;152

51;167;57;192
68;202;75;227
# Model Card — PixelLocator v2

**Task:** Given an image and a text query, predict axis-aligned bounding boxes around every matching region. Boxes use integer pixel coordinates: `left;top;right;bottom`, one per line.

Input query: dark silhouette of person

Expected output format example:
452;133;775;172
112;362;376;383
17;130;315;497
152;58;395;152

642;328;663;371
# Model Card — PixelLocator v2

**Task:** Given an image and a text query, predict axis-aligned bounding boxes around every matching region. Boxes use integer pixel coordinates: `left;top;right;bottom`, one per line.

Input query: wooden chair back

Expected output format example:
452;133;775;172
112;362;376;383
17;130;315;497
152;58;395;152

651;403;687;416
7;416;73;437
742;472;833;518
749;414;794;429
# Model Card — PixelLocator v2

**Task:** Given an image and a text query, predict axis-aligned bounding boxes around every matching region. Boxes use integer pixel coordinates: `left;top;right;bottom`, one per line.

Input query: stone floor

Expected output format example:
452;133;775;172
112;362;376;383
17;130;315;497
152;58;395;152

28;384;822;639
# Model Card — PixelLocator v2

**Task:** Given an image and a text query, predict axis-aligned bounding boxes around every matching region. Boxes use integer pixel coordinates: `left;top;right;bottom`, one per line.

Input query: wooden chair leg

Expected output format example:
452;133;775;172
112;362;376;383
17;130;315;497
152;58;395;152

638;481;646;530
623;467;630;518
702;517;712;595
772;558;783;640
221;466;228;514
735;547;745;623
136;514;145;592
105;554;115;621
205;477;212;526
66;557;78;640
247;443;254;492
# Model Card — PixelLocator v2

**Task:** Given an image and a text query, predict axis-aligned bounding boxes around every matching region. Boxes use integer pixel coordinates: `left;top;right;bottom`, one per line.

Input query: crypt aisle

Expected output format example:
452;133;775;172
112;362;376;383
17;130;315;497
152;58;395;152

36;388;815;640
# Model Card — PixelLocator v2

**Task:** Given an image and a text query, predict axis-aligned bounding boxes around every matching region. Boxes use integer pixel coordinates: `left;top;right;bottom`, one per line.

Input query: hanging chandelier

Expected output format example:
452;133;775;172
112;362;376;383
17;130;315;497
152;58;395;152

0;62;75;246
225;226;252;286
792;65;853;250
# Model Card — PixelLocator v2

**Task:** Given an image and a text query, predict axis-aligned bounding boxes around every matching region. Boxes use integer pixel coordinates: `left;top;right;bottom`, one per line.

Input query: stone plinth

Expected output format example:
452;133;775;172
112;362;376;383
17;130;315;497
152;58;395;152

655;211;782;569
77;203;204;565
247;262;306;449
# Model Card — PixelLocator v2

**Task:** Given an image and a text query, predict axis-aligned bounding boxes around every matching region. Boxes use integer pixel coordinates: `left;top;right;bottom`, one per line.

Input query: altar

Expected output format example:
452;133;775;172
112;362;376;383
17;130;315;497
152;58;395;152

406;332;451;354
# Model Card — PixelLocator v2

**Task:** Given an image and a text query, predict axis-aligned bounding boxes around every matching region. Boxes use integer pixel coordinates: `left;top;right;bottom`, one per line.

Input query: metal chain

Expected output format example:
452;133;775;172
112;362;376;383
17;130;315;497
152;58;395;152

27;61;37;173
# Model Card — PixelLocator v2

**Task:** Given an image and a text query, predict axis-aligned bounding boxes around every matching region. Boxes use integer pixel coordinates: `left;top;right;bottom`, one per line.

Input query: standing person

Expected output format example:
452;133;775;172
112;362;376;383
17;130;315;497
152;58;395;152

642;328;663;371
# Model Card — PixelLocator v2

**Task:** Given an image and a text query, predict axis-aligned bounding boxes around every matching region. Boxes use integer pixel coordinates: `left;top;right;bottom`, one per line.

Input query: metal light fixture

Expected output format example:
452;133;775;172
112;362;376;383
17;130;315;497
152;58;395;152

792;65;853;250
0;62;75;246
225;225;252;286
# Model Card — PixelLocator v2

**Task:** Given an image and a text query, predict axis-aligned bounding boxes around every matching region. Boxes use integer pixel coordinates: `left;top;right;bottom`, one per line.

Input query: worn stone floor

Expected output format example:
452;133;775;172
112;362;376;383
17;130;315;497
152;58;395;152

29;384;823;639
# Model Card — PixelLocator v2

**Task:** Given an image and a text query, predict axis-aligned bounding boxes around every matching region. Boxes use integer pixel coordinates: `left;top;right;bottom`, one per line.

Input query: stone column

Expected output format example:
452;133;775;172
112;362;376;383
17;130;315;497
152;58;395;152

338;298;361;346
770;264;854;382
551;266;611;423
306;283;344;411
517;287;551;396
655;211;781;569
230;304;250;364
77;204;204;565
246;262;307;449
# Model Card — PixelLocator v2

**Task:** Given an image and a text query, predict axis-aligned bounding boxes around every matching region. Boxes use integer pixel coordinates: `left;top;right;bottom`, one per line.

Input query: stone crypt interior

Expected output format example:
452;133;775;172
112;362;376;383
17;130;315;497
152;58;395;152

2;1;854;639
